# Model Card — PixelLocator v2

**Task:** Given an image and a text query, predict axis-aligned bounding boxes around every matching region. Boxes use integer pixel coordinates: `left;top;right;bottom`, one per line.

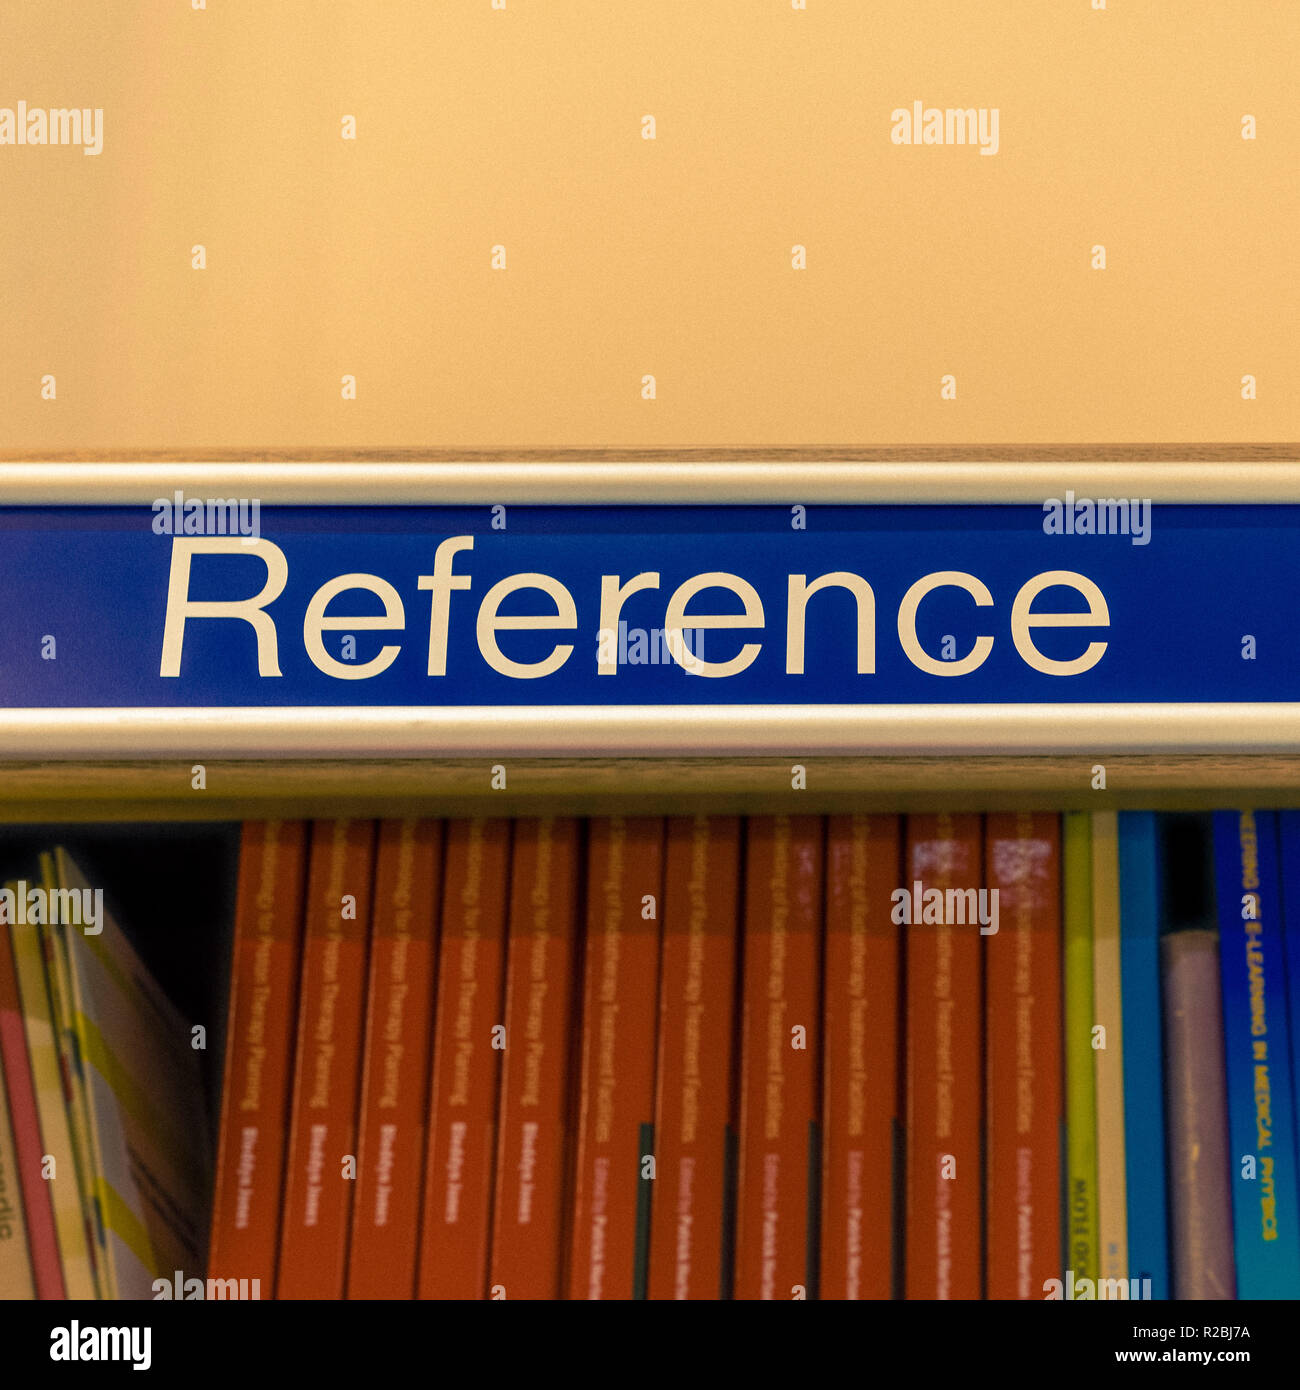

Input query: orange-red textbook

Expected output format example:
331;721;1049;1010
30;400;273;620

904;813;984;1301
208;821;308;1294
820;814;901;1301
567;818;665;1300
647;816;742;1301
276;821;376;1299
489;818;581;1300
734;815;824;1301
417;819;511;1300
347;820;442;1299
984;812;1062;1301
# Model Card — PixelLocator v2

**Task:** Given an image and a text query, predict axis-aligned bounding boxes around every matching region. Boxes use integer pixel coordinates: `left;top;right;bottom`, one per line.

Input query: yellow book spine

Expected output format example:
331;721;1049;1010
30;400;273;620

1091;811;1129;1285
1063;812;1098;1294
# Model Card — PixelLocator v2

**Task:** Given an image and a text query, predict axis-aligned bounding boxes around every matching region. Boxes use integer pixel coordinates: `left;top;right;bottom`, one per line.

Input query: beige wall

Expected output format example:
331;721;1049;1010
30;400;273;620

1;1;1295;450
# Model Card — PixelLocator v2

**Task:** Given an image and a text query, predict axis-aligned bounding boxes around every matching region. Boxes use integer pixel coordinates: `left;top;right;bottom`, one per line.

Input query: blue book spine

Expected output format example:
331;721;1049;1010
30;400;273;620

1214;810;1300;1297
1117;811;1170;1300
1277;812;1300;1228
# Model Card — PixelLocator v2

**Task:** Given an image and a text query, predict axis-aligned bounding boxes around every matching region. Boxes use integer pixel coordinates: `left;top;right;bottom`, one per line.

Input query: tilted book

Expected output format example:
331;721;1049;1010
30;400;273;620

0;922;40;1300
52;848;211;1298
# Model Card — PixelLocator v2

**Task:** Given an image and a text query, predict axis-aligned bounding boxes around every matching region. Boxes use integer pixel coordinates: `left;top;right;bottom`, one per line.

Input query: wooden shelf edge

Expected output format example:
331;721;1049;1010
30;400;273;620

2;444;1298;463
1;755;1294;822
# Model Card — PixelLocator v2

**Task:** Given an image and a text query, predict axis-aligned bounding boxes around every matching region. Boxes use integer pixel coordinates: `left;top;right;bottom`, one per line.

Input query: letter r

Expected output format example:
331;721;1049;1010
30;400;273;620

160;538;288;677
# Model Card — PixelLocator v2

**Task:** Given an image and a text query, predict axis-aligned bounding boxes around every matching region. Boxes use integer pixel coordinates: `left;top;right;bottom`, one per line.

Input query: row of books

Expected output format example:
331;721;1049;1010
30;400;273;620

2;811;1298;1299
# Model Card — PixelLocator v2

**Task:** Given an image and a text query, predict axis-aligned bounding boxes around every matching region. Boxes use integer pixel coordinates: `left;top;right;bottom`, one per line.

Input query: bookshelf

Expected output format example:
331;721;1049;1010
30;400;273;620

2;457;1299;1320
5;2;1300;1361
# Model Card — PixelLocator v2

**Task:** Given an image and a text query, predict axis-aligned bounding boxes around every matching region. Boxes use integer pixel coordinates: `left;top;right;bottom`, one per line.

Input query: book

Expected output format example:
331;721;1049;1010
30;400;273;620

984;811;1061;1302
734;815;824;1301
489;818;581;1300
647;815;741;1301
1091;811;1129;1287
0;913;61;1298
347;820;442;1299
1117;811;1170;1300
567;817;665;1300
34;850;105;1299
1280;812;1300;1220
904;813;983;1301
3;874;96;1298
51;847;212;1298
209;821;309;1293
0;944;37;1299
1213;810;1300;1297
1162;926;1235;1299
1062;810;1098;1296
417;819;512;1300
1161;812;1235;1302
277;821;377;1299
820;813;900;1301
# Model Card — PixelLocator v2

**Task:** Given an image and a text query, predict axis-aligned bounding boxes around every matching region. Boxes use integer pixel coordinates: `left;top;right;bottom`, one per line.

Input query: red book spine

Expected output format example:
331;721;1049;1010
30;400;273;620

276;821;376;1299
647;816;741;1301
904;813;983;1300
417;819;511;1299
567;818;665;1300
820;814;901;1300
734;815;824;1301
0;927;63;1299
489;818;581;1300
346;820;441;1298
984;812;1062;1301
207;821;308;1291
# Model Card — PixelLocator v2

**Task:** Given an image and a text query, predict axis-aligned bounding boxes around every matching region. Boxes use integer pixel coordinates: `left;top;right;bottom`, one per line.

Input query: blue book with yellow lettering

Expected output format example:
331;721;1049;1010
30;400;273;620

1117;812;1169;1299
1214;810;1300;1297
1277;812;1300;1218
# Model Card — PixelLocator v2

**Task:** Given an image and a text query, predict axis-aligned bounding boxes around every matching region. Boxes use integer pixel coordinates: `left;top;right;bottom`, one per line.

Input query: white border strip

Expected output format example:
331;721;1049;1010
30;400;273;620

1;704;1297;758
2;460;1300;504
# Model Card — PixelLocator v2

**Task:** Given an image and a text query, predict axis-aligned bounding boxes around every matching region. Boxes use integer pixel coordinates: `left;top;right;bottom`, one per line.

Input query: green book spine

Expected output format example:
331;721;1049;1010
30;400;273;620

1063;811;1098;1294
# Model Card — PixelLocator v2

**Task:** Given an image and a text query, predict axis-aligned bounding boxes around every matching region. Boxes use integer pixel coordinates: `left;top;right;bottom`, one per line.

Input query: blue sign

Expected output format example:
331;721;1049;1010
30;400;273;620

0;502;1293;708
